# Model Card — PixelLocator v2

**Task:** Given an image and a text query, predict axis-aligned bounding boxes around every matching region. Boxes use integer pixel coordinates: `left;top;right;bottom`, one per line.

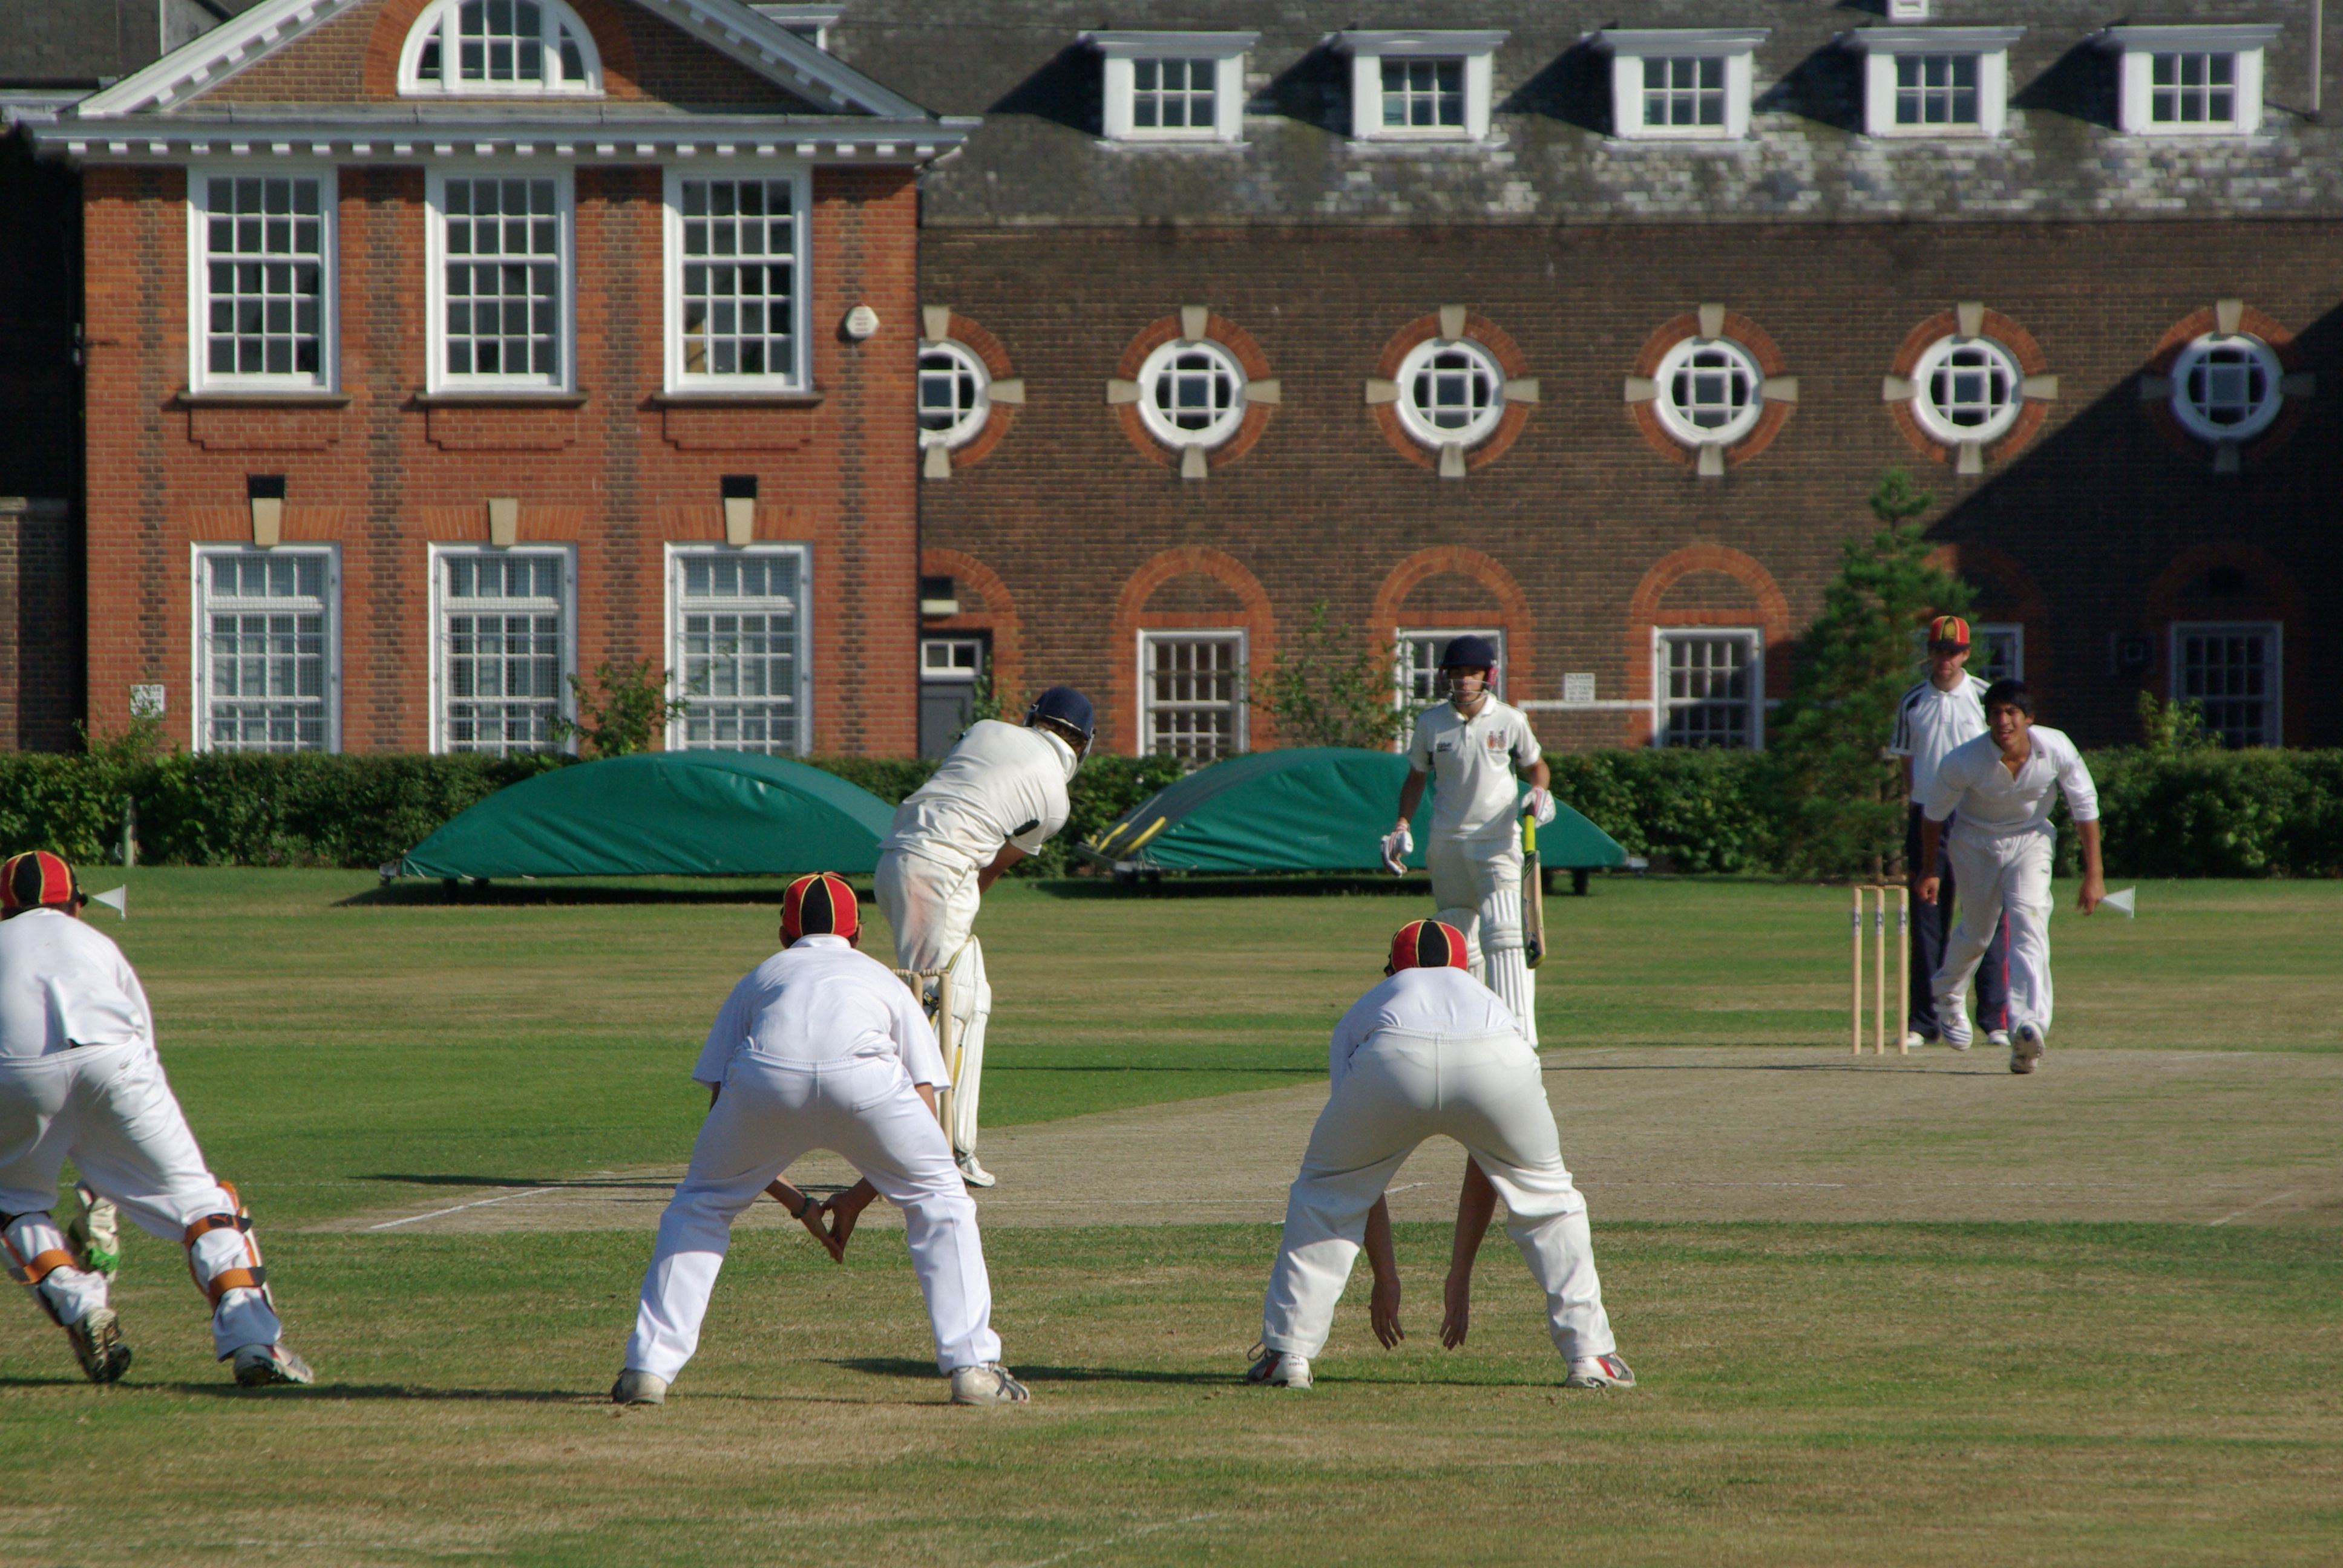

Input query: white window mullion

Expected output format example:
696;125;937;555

2172;622;2281;748
434;545;572;755
1654;629;1761;750
188;168;335;393
1140;630;1247;762
428;169;572;393
192;546;339;753
664;166;810;394
666;545;810;755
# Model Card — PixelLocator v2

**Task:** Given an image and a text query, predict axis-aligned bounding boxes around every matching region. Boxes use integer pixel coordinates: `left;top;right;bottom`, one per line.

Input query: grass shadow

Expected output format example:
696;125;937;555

151;1382;598;1402
339;878;850;909
829;1356;1234;1388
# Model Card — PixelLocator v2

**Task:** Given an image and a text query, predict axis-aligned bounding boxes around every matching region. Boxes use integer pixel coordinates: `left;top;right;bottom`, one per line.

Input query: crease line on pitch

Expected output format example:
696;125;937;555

365;1187;557;1231
2207;1189;2303;1227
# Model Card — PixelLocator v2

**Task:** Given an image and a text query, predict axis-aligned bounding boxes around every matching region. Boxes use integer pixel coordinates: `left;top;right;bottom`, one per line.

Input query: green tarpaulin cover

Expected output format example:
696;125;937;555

1080;747;1627;875
397;753;899;880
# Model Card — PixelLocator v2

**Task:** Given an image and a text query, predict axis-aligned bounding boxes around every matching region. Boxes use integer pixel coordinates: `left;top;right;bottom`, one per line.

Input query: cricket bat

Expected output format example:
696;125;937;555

1522;811;1545;970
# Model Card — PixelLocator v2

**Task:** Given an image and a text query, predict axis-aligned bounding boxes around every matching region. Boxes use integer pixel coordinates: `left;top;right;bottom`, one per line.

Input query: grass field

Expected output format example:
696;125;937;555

2;869;2338;1565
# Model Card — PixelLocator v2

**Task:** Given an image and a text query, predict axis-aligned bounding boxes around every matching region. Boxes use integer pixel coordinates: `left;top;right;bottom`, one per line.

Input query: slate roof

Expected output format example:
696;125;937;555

822;0;2343;224
0;0;267;88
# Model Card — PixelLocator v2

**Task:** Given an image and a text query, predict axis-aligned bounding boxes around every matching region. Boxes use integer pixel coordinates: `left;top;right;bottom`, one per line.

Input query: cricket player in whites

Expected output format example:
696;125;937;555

0;851;311;1386
875;686;1093;1187
1383;636;1556;1044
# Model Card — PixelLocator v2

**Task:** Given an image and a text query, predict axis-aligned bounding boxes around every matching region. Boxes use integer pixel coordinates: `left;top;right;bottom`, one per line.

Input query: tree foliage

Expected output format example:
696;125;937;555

549;658;691;759
1250;599;1413;751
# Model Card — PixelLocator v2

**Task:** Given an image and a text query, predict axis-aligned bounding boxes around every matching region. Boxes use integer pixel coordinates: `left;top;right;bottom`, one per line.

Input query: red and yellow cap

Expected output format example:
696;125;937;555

781;872;858;944
1388;918;1470;975
1927;615;1972;650
1;851;82;916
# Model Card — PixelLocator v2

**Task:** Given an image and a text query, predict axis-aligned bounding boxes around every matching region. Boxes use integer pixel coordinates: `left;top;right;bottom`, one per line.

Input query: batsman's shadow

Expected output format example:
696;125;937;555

152;1381;598;1402
829;1357;1230;1387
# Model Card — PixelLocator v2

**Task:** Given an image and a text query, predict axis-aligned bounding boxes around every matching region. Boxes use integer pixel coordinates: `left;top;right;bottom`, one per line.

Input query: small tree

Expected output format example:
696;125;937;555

549;658;690;758
1250;600;1412;751
2135;690;2216;752
1760;470;1972;878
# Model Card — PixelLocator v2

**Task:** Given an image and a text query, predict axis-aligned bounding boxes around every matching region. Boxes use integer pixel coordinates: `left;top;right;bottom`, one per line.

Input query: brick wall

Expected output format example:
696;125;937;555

917;221;2343;753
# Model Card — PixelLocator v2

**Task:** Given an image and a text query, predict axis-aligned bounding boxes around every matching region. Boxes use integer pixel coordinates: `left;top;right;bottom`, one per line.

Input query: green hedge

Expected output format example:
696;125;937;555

1;746;2335;878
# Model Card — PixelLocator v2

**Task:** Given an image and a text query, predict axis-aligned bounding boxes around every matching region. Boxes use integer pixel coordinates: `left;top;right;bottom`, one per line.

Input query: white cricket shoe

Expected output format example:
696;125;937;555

66;1307;132;1385
956;1151;997;1189
1936;1006;1973;1051
231;1343;313;1387
1986;1030;2012;1050
949;1363;1031;1405
1564;1354;1637;1390
610;1370;668;1405
1901;1031;1929;1052
1244;1348;1311;1389
2010;1024;2045;1075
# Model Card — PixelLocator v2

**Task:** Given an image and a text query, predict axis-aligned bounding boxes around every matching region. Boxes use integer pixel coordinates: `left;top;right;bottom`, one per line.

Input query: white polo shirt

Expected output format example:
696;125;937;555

1889;674;1990;812
1328;967;1522;1091
1924;726;2100;843
879;719;1076;872
692;934;948;1088
1405;696;1542;844
0;907;153;1061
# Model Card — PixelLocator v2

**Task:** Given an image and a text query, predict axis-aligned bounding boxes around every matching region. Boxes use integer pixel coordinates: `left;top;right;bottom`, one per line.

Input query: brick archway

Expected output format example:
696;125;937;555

1369;546;1537;696
1109;547;1275;755
1625;545;1792;747
2145;541;2301;738
920;547;1022;707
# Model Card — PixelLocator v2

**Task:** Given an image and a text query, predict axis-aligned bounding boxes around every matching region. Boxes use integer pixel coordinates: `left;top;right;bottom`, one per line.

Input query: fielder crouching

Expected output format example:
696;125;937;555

615;874;1027;1408
1248;920;1631;1393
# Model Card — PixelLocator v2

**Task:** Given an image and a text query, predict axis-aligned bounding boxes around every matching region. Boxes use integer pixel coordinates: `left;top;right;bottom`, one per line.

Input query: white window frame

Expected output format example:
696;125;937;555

1393;337;1507;450
425;166;575;394
917;338;991;451
2103;26;2274;136
1395;627;1506;711
189;543;342;754
427;543;577;756
1337;31;1506;142
663;543;813;756
185;165;338;393
1653;627;1763;750
1910;334;2026;445
661;163;811;396
1847;28;2020;139
1598;30;1766;142
1971;622;2024;685
398;0;605;97
1138;628;1248;761
2172;622;2281;748
1087;31;1255;143
2169;333;2286;443
920;636;986;682
1135;337;1248;451
1653;335;1766;447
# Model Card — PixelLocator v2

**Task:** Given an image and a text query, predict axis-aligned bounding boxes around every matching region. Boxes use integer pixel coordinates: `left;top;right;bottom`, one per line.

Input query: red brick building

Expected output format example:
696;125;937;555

22;0;961;756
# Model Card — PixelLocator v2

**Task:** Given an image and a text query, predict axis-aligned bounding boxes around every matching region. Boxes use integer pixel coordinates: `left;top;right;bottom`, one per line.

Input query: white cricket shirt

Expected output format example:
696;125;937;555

1327;967;1522;1092
0;907;153;1060
1889;674;1990;812
1924;725;2100;841
1404;696;1542;844
879;719;1076;871
692;934;948;1088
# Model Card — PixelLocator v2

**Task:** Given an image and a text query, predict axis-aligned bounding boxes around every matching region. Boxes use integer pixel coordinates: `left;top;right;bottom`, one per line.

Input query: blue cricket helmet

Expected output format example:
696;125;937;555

1025;685;1096;742
1440;634;1499;671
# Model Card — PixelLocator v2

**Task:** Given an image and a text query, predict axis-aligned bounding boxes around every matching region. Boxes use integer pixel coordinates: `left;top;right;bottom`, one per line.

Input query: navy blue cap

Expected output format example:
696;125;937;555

1440;635;1499;671
1025;685;1095;740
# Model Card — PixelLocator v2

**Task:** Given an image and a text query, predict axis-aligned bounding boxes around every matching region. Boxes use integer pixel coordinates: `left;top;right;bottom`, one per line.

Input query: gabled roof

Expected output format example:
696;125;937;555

73;0;934;121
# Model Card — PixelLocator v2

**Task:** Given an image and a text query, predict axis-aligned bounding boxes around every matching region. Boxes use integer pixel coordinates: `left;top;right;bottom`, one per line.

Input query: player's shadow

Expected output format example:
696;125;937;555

829;1356;1228;1387
1038;874;1432;900
339;879;854;909
362;1172;675;1189
150;1382;591;1402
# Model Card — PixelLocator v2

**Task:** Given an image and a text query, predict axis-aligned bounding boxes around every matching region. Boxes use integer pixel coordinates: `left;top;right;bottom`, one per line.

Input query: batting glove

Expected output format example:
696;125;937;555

1524;787;1558;827
1380;823;1414;875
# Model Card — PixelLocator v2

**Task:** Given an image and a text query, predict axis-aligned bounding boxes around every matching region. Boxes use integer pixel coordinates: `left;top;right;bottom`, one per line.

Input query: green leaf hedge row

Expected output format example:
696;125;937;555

0;746;2335;878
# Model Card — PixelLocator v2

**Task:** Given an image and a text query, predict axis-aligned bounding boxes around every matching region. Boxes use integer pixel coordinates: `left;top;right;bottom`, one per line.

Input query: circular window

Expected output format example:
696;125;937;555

1653;336;1764;446
1136;338;1247;449
917;341;990;449
1910;335;2024;445
1394;338;1506;449
2170;335;2284;442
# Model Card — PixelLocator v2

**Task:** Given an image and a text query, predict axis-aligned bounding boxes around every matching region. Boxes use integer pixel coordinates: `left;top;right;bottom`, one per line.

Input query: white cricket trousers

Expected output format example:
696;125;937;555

0;1042;282;1356
873;848;992;1156
1260;1027;1614;1363
1428;835;1536;1046
626;1051;1002;1380
1936;830;2057;1038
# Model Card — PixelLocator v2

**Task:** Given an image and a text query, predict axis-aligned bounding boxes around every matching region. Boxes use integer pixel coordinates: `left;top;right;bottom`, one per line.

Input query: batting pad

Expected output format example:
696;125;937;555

943;938;991;1156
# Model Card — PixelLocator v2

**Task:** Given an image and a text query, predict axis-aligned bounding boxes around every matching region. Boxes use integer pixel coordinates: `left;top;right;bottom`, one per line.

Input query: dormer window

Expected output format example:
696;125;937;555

1335;31;1507;141
1087;32;1256;143
1597;30;1766;142
1846;28;2022;138
402;0;603;96
2102;25;2277;136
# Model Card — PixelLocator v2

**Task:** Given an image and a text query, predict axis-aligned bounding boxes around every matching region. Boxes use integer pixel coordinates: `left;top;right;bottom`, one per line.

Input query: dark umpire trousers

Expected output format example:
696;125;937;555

1906;803;2009;1036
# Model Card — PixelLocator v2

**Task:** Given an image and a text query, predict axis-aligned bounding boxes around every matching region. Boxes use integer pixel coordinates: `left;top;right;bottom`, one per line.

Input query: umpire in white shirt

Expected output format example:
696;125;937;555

1247;920;1631;1393
1918;681;2108;1076
1889;616;2010;1050
616;874;1028;1407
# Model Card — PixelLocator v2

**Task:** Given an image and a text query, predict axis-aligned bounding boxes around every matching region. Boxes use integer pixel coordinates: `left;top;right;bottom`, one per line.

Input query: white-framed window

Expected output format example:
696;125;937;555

1394;337;1505;450
2169;335;2285;442
1136;338;1247;450
2104;26;2273;136
1655;629;1761;750
1396;629;1505;707
1972;622;2024;685
1654;336;1765;446
1849;28;2019;138
427;169;572;391
1141;630;1246;762
917;339;991;449
430;545;574;755
1910;335;2025;445
667;546;810;756
400;0;603;96
2173;623;2281;747
1599;30;1766;141
663;168;807;393
191;545;339;753
1087;31;1254;142
186;169;335;391
921;637;985;682
1337;31;1506;141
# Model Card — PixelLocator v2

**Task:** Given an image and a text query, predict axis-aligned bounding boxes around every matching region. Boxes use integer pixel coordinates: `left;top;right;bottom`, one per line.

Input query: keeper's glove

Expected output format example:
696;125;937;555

1523;787;1558;828
1380;823;1414;876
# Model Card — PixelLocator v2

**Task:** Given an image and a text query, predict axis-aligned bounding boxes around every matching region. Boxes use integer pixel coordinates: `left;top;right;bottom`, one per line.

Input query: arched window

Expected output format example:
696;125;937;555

402;0;603;96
